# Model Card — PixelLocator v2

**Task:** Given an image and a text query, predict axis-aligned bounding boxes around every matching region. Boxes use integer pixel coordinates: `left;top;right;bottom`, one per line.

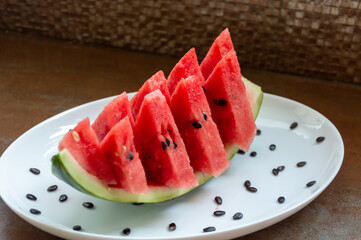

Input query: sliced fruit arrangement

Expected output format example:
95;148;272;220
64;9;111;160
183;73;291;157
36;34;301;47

52;28;264;203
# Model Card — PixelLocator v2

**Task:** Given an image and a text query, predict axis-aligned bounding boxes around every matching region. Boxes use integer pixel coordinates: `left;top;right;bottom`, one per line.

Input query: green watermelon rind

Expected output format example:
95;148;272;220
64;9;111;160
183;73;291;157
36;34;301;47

53;149;212;203
52;79;263;203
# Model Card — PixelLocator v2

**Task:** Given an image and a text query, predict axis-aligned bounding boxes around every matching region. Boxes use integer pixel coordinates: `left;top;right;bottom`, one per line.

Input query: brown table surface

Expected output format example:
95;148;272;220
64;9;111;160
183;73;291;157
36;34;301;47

0;32;360;240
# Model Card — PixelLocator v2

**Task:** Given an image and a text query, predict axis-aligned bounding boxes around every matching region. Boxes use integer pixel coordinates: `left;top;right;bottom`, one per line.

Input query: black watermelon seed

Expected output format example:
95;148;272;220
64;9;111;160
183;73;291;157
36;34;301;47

256;129;261;135
203;112;207;121
233;212;243;220
215;196;222;205
162;141;167;150
47;185;58;192
250;151;257;157
297;161;307;167
29;168;40;175
168;222;176;231
202;86;207;92
272;168;279;176
82;202;94;209
192;121;202;129
278;196;285;203
165;138;170;147
30;208;41;215
306;181;316;187
290;122;298;130
316;136;325;143
218;99;227;106
269;144;276;151
244;180;251;188
173;141;177;149
277;165;285;171
132;202;144;205
26;194;37;201
73;225;81;231
122;228;131;235
213;210;226;216
247;187;257;192
237;149;245;154
128;151;134;161
59;194;68;202
203;226;216;232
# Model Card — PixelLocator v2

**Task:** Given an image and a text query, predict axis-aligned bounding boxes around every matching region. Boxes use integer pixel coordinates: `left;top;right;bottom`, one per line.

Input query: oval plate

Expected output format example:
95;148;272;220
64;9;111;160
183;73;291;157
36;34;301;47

0;93;344;240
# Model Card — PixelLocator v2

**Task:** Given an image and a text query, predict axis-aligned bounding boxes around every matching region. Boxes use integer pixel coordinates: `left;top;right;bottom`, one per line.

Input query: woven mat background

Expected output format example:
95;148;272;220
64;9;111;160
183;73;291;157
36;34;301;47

1;0;360;84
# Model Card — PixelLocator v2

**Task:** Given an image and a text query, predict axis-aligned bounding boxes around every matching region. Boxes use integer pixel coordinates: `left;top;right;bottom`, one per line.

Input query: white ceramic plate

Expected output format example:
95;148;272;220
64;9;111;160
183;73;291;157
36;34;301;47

0;93;344;240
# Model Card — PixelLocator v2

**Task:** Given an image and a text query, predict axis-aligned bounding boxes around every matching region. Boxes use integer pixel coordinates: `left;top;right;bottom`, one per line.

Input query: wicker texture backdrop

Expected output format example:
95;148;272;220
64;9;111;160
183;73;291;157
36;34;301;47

1;0;360;84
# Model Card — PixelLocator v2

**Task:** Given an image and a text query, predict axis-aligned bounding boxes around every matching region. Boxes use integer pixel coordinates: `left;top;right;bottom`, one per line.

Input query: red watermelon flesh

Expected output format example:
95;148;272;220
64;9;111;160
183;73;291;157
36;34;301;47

170;76;230;177
204;49;256;152
59;118;115;183
130;71;171;120
100;117;149;193
92;92;134;142
200;28;234;81
167;48;205;96
134;89;198;189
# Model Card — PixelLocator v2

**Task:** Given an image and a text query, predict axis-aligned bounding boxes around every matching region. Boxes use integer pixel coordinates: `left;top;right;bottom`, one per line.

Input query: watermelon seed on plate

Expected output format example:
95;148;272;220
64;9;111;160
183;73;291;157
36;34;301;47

168;222;176;231
122;228;131;235
203;226;216;232
72;225;81;231
278;196;285;204
29;167;40;175
203;112;207;121
165;138;170;147
192;121;202;129
29;208;41;215
26;194;37;201
213;210;226;216
250;151;257;157
59;194;68;202
297;161;307;167
173;141;177;149
269;144;276;151
128;151;134;161
290;122;298;130
71;131;80;142
247;187;258;192
237;149;245;154
277;165;285;171
244;180;251;188
256;129;261;136
272;168;279;176
82;202;94;209
233;212;243;220
214;196;222;205
316;136;325;143
47;185;58;192
306;180;316;187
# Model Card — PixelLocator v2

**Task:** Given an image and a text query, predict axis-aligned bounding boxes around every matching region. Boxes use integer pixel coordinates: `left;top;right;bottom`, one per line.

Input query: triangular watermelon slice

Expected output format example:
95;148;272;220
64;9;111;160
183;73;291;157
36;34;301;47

167;48;205;96
130;70;171;120
92;92;134;142
200;28;263;119
100;117;148;193
200;28;234;81
171;76;230;177
204;49;257;152
59;118;115;183
134;89;198;189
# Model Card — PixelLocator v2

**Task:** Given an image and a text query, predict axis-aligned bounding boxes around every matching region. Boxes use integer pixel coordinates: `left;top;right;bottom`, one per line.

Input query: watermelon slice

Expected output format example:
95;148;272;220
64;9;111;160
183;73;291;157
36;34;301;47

134;89;198;189
170;76;230;177
92;92;134;142
58;118;115;183
100;117;148;193
167;48;205;96
130;71;171;121
200;28;234;81
204;49;257;152
200;28;263;119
